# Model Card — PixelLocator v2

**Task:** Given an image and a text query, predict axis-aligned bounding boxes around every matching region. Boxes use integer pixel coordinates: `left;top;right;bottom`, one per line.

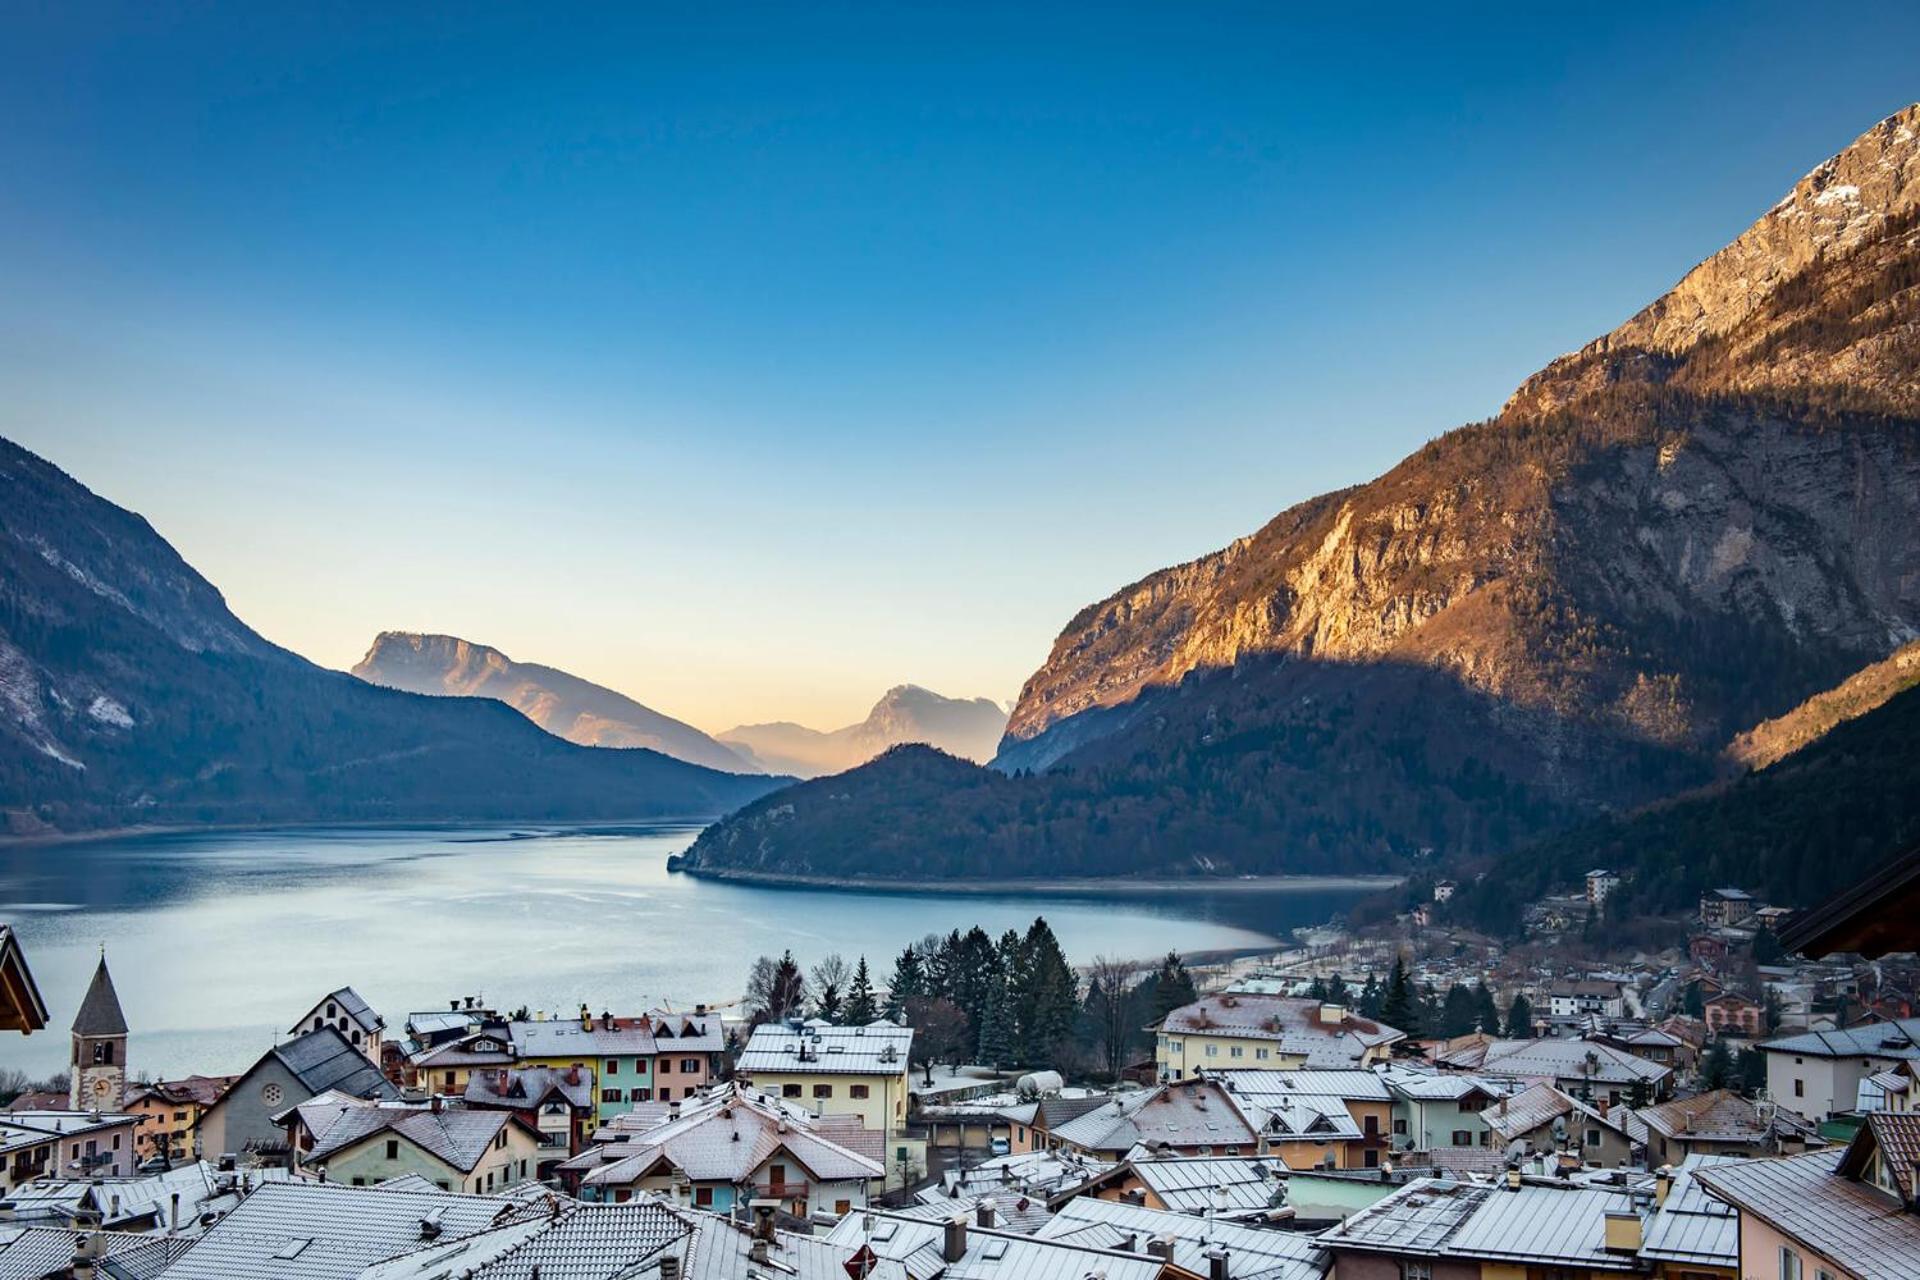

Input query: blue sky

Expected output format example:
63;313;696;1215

4;3;1917;732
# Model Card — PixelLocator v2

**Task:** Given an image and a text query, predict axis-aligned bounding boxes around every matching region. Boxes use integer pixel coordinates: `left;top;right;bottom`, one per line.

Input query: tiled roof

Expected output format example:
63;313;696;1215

307;1106;527;1173
1760;1017;1920;1060
1637;1156;1741;1268
1035;1196;1325;1280
736;1022;913;1076
1635;1089;1817;1145
464;1065;596;1111
411;1032;518;1068
1160;996;1403;1064
359;1200;691;1280
822;1209;1165;1280
1047;1082;1259;1154
72;955;128;1037
1323;1176;1640;1272
581;1088;882;1188
1848;1111;1920;1201
273;1027;400;1100
1319;1178;1490;1256
126;1074;236;1109
159;1181;537;1280
1125;1154;1288;1214
0;1225;191;1280
1698;1149;1920;1280
1478;1082;1624;1145
1440;1037;1670;1086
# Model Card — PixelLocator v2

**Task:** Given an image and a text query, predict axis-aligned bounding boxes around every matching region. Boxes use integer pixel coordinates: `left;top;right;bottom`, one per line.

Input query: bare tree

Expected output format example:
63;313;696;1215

810;953;850;1019
1085;955;1141;1082
744;950;808;1023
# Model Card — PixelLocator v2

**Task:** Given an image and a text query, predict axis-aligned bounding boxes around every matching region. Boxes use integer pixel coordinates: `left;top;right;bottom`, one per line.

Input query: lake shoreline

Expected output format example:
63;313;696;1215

673;862;1403;896
0;814;723;850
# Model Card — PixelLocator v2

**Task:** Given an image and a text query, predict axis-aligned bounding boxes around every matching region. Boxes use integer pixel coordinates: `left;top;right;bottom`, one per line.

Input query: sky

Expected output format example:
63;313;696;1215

3;4;1917;734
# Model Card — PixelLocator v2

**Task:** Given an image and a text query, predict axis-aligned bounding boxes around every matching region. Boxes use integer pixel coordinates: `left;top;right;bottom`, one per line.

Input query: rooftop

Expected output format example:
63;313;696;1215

1698;1148;1920;1280
735;1021;914;1076
1760;1017;1920;1060
1159;995;1403;1065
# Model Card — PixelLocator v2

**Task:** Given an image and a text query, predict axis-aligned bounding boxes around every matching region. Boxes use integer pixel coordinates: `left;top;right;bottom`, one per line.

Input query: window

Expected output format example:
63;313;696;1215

1255;1048;1269;1060
1205;1044;1218;1057
1230;1046;1243;1059
351;1030;362;1045
174;1111;188;1122
1778;1245;1803;1280
658;1059;673;1074
1399;1263;1431;1280
1794;1079;1805;1097
443;1072;455;1090
814;1084;833;1098
1168;1041;1182;1053
1364;1115;1379;1136
494;1130;507;1149
682;1059;699;1073
694;1186;714;1206
603;1088;624;1103
1364;1149;1379;1168
386;1140;399;1160
783;1084;802;1098
836;1199;852;1215
351;1177;365;1186
93;1042;114;1065
1451;1130;1472;1146
607;1060;619;1075
849;1085;870;1099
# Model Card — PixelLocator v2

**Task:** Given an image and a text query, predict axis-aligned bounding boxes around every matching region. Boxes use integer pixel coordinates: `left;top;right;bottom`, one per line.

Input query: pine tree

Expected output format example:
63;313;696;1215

1358;973;1383;1019
1702;1040;1733;1090
978;975;1013;1069
1441;984;1479;1038
1379;954;1419;1036
1148;952;1198;1025
845;956;879;1025
886;946;925;1020
1015;918;1079;1067
1308;976;1330;1001
1474;983;1501;1035
1505;993;1533;1038
1326;973;1351;1005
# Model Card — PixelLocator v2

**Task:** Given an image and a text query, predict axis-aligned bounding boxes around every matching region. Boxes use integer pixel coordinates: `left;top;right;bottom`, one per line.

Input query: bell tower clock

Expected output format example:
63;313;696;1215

69;951;128;1113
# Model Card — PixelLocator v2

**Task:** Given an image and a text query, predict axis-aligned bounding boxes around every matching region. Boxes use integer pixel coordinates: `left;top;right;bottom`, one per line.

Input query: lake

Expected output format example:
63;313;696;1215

0;823;1370;1080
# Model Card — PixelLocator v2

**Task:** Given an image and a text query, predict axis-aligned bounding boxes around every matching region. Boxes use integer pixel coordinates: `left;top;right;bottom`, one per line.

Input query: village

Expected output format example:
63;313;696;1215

0;859;1916;1280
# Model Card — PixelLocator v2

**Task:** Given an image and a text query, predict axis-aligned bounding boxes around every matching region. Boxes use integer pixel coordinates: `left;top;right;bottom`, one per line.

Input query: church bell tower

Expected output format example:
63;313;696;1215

69;952;128;1112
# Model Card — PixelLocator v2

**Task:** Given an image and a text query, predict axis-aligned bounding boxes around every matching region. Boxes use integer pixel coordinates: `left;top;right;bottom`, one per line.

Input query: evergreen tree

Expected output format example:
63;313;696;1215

1474;983;1501;1035
1358;973;1384;1019
1702;1040;1734;1090
1308;976;1329;1001
1379;954;1419;1036
1148;952;1198;1025
1505;993;1534;1038
1441;984;1479;1038
845;956;879;1025
886;945;926;1020
1735;1047;1767;1097
978;975;1013;1068
1626;1076;1652;1109
1684;983;1706;1020
1014;917;1079;1067
1326;973;1351;1005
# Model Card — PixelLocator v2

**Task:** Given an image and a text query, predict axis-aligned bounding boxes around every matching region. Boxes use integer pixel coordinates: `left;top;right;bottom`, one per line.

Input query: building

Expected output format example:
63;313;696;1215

1479;1082;1634;1168
1760;1017;1920;1120
574;1082;885;1217
1703;992;1765;1037
1044;1078;1262;1160
0;925;48;1034
68;954;128;1111
1035;1195;1326;1280
408;1028;518;1095
733;1019;918;1183
1696;1112;1920;1280
1321;1175;1646;1279
1633;1089;1822;1165
290;1097;542;1193
1006;1095;1112;1153
1547;980;1628;1020
0;1109;141;1190
289;987;385;1061
196;1025;401;1161
1433;1035;1672;1104
461;1065;595;1175
1699;888;1756;930
122;1075;235;1163
1586;869;1621;907
820;1206;1164;1280
1212;1068;1397;1168
1154;995;1404;1078
1433;879;1457;903
1377;1065;1512;1155
1066;1153;1284;1216
510;1007;726;1120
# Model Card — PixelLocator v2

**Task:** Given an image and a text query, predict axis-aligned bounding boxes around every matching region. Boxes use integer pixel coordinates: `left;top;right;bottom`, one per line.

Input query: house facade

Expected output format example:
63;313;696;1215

734;1020;918;1184
123;1075;235;1163
197;1026;400;1161
1155;996;1404;1080
288;987;385;1061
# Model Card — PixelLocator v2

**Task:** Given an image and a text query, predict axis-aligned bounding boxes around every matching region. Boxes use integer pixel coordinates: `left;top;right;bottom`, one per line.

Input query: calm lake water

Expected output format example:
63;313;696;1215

0;823;1368;1080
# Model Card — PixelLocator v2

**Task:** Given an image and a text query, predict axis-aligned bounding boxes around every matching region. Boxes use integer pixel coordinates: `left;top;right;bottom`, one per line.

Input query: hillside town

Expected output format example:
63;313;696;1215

1;857;1916;1280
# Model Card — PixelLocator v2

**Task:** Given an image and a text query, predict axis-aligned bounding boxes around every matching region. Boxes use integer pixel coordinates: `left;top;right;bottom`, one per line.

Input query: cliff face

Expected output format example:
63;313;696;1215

353;631;758;774
1001;105;1920;781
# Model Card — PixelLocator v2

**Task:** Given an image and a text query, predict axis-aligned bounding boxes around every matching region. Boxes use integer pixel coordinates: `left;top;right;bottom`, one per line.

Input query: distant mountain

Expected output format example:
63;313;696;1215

352;632;757;774
0;437;780;834
1725;639;1920;771
690;104;1920;884
718;685;1007;778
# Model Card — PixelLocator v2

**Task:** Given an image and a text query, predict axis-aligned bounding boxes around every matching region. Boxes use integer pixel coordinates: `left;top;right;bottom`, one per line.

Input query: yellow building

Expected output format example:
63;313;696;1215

734;1021;922;1186
1155;994;1404;1080
295;1102;543;1194
123;1075;235;1163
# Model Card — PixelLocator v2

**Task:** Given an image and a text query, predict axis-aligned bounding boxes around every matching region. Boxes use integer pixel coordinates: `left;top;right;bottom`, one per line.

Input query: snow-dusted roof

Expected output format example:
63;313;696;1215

736;1021;913;1076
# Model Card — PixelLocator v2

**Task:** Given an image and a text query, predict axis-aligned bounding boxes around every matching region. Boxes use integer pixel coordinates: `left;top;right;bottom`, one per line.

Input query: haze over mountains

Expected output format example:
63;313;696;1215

0;440;781;834
353;632;758;774
719;686;1008;777
684;104;1920;890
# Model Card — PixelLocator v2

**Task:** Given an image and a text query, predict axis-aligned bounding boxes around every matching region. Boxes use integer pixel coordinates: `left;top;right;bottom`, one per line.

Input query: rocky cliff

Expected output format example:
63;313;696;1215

1001;105;1920;786
353;631;757;773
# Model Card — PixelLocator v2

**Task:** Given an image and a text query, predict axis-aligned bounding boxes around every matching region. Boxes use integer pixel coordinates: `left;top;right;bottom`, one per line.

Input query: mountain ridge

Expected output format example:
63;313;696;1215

718;683;1007;777
352;631;757;774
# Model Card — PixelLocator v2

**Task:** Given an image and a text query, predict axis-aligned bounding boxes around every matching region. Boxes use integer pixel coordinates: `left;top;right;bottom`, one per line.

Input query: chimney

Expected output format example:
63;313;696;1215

1654;1166;1673;1206
749;1240;770;1265
1603;1211;1642;1253
1596;1098;1610;1119
581;1004;593;1032
431;1095;443;1115
975;1198;996;1229
1320;1003;1346;1026
1118;1231;1138;1252
659;1257;681;1280
1146;1235;1175;1261
169;1191;180;1235
1207;1246;1231;1280
1505;1167;1522;1192
751;1199;778;1243
943;1214;968;1262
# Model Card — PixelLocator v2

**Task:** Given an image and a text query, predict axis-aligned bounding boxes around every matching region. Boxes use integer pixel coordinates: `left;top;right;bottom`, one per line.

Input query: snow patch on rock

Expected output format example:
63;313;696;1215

88;696;134;729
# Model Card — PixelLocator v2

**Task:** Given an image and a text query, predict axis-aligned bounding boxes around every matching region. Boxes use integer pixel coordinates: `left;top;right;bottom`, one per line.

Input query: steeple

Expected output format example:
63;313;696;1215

72;954;128;1037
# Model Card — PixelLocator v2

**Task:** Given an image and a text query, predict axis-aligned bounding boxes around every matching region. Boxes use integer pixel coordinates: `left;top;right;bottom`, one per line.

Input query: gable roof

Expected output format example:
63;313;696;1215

1838;1110;1920;1202
736;1021;914;1076
1479;1082;1627;1146
580;1087;882;1189
1760;1017;1920;1060
306;1106;534;1174
1698;1148;1920;1280
1048;1081;1260;1154
1158;995;1404;1065
1636;1088;1818;1146
271;1026;400;1100
358;1200;695;1280
296;987;385;1033
72;954;127;1037
0;926;48;1034
1036;1196;1324;1280
1439;1036;1670;1086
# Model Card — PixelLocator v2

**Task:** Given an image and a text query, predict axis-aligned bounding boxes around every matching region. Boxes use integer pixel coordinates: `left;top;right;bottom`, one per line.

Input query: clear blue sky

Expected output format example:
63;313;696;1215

4;3;1916;732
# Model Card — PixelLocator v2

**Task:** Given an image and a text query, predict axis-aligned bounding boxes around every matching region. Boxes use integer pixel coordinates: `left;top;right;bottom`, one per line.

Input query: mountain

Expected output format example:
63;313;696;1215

687;104;1920;884
1726;639;1920;770
0;437;781;834
1456;679;1920;931
717;685;1007;778
352;632;757;773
